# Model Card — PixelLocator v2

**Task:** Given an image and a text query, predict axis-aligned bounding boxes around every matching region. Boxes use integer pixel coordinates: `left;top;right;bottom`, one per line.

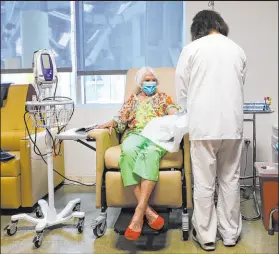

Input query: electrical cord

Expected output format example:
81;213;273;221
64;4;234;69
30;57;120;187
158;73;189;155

53;169;96;187
42;95;75;156
54;76;58;98
24;112;48;157
24;106;96;187
45;128;62;156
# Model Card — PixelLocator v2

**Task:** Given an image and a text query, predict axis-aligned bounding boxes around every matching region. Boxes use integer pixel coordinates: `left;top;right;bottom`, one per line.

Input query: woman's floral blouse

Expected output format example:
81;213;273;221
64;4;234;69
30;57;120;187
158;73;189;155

113;92;181;135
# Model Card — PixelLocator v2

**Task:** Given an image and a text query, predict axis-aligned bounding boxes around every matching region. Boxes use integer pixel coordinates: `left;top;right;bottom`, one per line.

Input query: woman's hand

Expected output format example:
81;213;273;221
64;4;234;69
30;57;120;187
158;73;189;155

167;108;178;115
97;120;118;135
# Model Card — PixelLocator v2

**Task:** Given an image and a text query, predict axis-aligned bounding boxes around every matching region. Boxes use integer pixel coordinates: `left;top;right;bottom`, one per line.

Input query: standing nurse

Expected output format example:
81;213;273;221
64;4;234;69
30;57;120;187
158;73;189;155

175;10;247;251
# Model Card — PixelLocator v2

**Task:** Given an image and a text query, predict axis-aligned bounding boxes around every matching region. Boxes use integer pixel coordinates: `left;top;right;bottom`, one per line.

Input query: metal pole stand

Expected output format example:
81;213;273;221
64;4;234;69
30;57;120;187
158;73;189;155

241;113;261;221
4;93;85;248
243;112;261;221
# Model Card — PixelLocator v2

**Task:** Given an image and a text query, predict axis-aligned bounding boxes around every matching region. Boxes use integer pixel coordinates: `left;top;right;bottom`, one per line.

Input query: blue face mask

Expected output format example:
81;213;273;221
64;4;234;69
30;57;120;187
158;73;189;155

142;81;157;95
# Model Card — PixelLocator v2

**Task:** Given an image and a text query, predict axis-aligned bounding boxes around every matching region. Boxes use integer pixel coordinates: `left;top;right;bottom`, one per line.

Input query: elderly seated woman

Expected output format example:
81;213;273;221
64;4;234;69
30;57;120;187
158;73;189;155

98;67;180;240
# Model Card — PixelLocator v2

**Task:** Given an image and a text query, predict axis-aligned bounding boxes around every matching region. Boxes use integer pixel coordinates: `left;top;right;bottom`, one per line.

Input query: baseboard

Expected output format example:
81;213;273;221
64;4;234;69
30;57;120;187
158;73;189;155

64;175;96;185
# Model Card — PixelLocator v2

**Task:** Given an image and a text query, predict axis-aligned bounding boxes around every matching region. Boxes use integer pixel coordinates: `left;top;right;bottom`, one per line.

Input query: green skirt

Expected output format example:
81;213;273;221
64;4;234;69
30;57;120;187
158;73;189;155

119;133;167;187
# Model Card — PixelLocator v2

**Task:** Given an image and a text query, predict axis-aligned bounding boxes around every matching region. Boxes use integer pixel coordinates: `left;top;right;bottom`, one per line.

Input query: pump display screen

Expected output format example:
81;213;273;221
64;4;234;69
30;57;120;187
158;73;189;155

42;54;51;69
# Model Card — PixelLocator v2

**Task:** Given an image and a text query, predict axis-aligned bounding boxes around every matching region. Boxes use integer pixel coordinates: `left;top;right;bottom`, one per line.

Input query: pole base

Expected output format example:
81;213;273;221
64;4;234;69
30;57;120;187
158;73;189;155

5;198;85;248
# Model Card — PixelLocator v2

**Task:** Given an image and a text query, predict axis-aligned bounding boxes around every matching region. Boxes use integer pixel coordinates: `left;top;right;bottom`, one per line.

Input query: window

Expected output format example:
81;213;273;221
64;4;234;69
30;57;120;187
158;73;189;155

77;1;185;104
82;75;126;104
1;1;71;70
1;1;186;105
76;1;184;71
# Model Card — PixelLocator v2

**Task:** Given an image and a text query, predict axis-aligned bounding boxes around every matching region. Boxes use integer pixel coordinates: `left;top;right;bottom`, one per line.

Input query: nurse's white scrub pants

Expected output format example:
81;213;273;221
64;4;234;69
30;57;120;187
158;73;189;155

191;139;242;245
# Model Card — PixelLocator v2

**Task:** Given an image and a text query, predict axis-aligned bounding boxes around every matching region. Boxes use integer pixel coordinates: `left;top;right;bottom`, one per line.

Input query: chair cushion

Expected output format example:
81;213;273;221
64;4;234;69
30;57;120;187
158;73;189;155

1;175;21;208
105;145;183;169
105;171;182;208
1;151;20;177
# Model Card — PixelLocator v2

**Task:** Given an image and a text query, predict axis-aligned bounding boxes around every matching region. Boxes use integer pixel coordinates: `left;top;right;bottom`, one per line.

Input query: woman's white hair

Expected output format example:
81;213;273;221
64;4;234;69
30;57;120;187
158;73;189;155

135;66;158;87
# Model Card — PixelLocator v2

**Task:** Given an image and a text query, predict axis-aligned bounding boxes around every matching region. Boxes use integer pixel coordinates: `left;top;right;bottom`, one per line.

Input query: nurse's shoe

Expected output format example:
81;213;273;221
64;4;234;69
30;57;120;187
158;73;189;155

223;236;240;247
217;230;240;247
192;228;216;251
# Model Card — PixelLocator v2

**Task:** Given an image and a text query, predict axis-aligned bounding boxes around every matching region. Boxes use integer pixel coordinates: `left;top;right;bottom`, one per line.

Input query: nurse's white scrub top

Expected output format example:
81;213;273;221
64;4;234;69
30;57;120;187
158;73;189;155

175;33;247;141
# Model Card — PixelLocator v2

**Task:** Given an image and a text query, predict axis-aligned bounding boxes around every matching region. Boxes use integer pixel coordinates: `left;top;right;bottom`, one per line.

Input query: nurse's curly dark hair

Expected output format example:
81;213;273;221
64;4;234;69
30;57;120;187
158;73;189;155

191;10;229;41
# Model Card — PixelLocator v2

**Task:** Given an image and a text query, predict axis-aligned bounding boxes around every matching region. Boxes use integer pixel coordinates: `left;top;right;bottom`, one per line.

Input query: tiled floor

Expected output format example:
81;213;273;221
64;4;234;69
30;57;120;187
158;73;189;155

1;185;278;254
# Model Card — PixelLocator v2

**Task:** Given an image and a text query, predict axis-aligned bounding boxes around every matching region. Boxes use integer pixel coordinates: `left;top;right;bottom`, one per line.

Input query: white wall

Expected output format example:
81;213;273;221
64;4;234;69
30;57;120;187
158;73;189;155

64;106;118;183
64;1;278;182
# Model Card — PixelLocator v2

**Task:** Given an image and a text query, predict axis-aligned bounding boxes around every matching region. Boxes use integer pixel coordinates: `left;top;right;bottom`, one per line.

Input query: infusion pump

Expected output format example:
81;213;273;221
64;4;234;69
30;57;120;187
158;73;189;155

33;49;58;86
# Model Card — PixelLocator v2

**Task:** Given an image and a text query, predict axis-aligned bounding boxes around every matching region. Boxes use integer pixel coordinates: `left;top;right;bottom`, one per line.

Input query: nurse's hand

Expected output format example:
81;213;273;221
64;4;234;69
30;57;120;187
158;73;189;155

97;120;117;135
167;108;178;115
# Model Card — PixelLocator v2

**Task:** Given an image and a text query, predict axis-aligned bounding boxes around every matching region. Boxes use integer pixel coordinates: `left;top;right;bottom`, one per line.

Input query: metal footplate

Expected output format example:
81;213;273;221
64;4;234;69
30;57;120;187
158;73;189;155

114;208;170;236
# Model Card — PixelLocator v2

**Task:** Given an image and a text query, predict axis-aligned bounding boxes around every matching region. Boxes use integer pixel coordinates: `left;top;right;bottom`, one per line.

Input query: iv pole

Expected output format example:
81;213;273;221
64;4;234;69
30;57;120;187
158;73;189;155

208;1;215;10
